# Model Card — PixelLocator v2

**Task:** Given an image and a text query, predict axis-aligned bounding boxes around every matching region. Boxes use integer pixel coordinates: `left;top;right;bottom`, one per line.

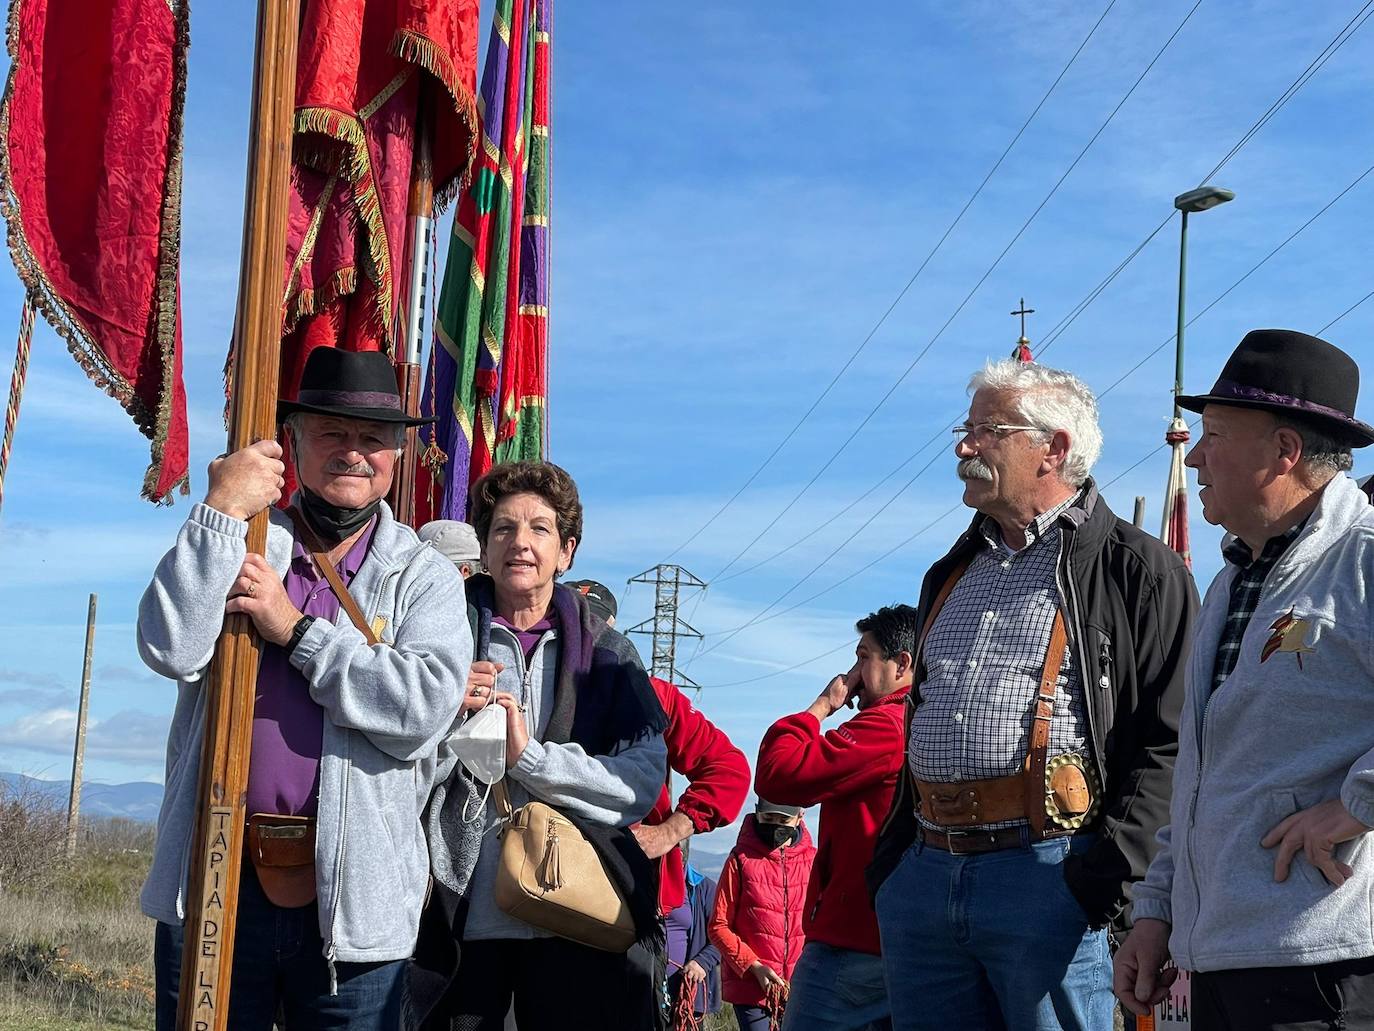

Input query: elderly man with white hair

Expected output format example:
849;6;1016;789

867;358;1198;1031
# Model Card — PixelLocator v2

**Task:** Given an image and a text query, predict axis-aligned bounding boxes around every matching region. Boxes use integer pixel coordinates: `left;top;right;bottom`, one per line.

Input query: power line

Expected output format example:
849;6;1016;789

696;0;1205;584
695;156;1370;658
1094;160;1374;400
1319;288;1374;334
663;0;1120;560
713;419;957;584
709;639;859;689
1198;0;1374;184
1034;0;1374;360
694;448;957;660
690;2;1373;660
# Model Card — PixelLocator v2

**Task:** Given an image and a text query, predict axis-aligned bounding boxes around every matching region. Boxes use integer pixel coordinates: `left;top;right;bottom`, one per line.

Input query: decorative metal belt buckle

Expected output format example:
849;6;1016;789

1044;752;1102;830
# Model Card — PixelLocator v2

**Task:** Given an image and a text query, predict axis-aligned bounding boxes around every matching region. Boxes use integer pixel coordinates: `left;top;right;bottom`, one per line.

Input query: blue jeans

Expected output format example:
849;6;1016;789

874;834;1111;1031
154;863;406;1030
782;942;891;1031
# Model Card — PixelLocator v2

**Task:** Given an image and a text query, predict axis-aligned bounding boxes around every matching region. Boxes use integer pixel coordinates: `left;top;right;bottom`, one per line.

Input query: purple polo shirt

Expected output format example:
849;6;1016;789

245;519;376;817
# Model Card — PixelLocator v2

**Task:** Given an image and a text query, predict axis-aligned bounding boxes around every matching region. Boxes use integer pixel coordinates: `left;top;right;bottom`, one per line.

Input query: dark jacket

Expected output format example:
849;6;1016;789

866;482;1199;930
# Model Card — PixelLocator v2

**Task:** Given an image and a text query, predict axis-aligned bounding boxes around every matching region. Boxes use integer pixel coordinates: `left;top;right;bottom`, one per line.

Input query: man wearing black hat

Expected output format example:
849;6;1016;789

1116;330;1374;1030
137;349;475;1030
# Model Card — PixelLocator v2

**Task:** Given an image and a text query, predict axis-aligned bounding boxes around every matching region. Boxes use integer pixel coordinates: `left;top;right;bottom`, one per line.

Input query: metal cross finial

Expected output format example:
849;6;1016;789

1011;298;1035;339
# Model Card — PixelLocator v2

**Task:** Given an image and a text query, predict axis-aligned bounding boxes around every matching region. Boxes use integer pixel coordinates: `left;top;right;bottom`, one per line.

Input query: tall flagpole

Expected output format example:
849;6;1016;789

177;3;300;1027
387;84;435;527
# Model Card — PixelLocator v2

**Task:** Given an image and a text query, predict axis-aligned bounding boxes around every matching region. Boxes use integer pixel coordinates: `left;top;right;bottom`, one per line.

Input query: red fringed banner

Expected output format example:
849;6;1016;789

0;0;190;503
257;0;479;500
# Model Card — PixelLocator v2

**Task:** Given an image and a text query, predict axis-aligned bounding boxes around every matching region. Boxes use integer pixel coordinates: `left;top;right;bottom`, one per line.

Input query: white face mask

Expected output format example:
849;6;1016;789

453;701;507;822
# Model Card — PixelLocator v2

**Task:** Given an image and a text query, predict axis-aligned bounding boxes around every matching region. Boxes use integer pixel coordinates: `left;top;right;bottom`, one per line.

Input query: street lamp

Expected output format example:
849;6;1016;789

1172;185;1235;416
1161;184;1234;568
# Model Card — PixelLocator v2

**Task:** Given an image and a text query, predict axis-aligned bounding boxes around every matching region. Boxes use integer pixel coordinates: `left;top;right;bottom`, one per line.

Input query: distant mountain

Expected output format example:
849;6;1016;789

1;772;162;823
686;843;730;881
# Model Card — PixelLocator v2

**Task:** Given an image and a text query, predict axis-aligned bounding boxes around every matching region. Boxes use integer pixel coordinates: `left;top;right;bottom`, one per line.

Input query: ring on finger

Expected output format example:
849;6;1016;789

248;582;256;597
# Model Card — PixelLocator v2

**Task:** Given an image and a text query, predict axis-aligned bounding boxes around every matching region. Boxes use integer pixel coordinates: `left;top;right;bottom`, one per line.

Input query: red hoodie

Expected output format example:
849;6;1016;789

643;677;751;913
754;686;910;955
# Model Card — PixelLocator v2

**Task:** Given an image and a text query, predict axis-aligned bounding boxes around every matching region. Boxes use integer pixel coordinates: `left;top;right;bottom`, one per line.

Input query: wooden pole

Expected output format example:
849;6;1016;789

176;3;300;1028
64;593;96;858
387;82;435;528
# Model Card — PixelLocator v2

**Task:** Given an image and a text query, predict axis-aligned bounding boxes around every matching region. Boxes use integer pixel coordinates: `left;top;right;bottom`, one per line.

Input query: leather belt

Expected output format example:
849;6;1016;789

915;775;1026;826
919;822;1071;855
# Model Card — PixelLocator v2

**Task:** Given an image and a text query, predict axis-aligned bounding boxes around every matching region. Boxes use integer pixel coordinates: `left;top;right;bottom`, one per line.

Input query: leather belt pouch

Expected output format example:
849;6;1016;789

247;813;317;909
915;776;1027;827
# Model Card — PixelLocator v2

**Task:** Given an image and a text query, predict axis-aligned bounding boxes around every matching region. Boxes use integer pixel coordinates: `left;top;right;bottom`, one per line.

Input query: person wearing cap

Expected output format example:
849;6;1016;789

709;799;816;1031
754;604;919;1031
137;349;474;1030
868;357;1198;1031
1115;330;1374;1030
564;578;752;920
419;519;483;578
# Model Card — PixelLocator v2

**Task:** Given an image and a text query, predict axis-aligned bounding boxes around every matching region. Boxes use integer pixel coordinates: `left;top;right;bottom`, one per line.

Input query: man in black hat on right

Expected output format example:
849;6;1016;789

1116;330;1374;1030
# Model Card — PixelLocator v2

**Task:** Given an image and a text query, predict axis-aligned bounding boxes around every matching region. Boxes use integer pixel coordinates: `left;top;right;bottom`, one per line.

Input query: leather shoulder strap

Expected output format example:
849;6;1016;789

492;778;514;820
1024;610;1069;839
287;508;380;647
913;556;972;686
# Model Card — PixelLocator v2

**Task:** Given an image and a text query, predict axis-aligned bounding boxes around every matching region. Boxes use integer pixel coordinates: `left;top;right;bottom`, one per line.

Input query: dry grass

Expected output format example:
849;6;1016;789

0;785;154;1030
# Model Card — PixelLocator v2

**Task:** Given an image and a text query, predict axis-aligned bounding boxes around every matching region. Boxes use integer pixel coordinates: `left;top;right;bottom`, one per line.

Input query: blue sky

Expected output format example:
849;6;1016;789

0;0;1371;851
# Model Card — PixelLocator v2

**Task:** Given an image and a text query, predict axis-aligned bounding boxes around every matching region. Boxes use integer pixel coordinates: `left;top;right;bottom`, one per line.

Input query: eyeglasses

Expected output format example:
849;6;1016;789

951;421;1042;444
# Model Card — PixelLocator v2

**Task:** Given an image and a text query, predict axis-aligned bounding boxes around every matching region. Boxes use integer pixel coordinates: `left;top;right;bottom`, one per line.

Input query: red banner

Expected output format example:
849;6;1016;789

0;0;190;502
260;0;479;500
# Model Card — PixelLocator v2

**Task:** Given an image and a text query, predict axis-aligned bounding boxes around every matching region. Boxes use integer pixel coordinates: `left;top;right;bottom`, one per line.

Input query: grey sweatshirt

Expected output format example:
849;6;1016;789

137;502;470;965
434;622;666;940
1132;474;1374;970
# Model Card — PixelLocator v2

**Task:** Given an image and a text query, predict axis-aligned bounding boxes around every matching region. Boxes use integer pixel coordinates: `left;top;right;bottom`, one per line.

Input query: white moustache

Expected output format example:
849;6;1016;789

957;457;993;482
326;460;375;476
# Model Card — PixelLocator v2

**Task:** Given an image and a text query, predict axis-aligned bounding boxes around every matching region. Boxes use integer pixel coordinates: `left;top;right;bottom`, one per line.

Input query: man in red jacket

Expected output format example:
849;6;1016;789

566;579;751;913
756;604;919;1031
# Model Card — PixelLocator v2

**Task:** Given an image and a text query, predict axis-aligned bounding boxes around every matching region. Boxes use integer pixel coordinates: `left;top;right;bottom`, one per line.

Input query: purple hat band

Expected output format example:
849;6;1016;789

295;389;401;411
1209;379;1369;430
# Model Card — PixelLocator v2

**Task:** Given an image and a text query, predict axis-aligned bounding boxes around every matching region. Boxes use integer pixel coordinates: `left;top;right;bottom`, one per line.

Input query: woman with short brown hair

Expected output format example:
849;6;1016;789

414;461;669;1031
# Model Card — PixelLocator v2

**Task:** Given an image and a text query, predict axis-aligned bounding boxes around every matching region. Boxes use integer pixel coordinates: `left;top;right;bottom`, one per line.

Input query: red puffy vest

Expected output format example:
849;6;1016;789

719;815;816;1006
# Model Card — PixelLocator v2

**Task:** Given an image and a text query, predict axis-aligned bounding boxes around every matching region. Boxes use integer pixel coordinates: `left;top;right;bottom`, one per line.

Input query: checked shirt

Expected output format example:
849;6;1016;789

1211;521;1304;692
909;492;1090;829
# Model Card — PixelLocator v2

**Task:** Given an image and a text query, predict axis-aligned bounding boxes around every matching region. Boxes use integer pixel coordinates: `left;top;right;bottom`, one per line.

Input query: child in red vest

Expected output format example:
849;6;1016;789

708;800;816;1031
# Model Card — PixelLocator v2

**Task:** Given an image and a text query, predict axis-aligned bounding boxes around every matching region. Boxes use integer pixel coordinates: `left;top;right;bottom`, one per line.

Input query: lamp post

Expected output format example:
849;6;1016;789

1172;185;1235;417
1160;184;1233;569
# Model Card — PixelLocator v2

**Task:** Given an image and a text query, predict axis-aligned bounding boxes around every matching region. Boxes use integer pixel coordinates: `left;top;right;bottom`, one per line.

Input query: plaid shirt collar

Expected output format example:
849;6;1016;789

1211;520;1305;691
1221;521;1304;571
978;489;1083;553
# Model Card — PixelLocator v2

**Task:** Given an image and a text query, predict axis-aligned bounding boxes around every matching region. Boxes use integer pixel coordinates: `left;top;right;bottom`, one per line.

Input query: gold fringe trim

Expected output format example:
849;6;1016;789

390;29;480;214
294;105;396;351
0;0;191;503
283;265;358;339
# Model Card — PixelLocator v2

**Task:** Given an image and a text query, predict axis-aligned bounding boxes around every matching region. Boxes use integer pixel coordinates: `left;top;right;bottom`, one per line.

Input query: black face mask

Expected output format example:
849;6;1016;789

754;820;800;850
298;486;380;545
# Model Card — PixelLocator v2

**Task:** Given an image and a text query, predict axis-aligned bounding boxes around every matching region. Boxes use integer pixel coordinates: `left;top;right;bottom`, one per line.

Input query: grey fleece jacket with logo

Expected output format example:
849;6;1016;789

1132;474;1374;971
137;501;470;965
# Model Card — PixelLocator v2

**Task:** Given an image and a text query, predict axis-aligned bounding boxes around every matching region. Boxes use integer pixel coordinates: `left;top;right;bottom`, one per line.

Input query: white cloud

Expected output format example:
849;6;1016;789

0;707;170;766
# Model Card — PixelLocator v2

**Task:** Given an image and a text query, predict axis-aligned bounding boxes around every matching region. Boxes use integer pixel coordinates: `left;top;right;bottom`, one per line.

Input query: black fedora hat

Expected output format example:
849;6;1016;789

1178;329;1373;448
277;348;434;426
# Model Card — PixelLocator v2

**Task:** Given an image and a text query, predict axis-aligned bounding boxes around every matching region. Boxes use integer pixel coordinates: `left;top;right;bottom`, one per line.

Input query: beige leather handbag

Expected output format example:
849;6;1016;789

492;783;637;953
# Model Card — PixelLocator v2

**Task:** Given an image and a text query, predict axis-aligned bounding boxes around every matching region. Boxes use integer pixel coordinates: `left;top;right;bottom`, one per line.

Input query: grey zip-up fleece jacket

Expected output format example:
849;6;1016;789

1132;473;1374;970
455;623;666;940
137;501;470;965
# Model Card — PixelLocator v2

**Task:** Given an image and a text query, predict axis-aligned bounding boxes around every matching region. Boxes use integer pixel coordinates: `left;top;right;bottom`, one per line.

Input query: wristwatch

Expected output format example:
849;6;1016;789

287;615;316;654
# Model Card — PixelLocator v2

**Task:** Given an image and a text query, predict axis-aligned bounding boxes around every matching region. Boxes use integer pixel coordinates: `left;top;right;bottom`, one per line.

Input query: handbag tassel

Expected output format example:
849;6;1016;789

539;822;563;891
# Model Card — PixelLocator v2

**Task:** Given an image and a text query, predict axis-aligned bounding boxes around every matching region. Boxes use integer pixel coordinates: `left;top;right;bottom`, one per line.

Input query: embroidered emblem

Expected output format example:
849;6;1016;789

1261;608;1314;668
